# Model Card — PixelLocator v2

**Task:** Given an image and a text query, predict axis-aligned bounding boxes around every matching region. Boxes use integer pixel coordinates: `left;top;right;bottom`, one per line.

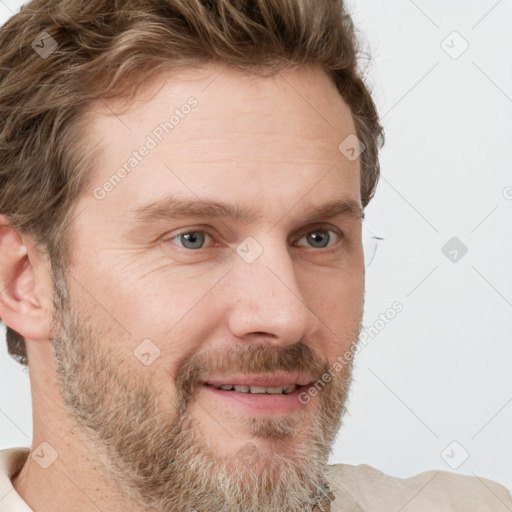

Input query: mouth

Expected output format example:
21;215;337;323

198;373;314;415
206;383;298;394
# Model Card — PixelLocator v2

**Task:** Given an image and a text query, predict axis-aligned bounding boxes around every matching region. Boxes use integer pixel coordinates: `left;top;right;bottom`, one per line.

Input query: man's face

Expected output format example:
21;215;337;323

50;64;364;511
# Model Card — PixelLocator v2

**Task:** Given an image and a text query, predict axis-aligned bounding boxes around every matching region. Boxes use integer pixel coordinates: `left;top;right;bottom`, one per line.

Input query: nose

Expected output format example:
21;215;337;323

225;238;319;347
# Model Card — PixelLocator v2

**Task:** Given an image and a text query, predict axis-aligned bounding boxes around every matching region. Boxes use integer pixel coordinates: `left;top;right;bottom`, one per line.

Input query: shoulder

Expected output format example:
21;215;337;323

326;462;512;512
0;447;32;511
0;447;30;478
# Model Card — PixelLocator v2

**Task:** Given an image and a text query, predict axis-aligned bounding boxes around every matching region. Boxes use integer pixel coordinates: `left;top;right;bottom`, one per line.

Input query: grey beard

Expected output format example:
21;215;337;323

49;268;352;512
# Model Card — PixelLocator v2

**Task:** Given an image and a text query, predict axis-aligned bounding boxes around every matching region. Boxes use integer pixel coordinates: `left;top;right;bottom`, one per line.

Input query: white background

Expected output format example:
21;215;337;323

0;0;511;493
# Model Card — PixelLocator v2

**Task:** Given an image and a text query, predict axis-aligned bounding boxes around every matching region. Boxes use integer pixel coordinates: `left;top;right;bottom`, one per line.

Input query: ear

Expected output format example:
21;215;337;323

0;215;53;341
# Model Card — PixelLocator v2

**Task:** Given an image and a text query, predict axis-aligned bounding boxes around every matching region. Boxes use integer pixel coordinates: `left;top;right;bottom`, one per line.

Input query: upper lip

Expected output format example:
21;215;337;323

203;372;314;388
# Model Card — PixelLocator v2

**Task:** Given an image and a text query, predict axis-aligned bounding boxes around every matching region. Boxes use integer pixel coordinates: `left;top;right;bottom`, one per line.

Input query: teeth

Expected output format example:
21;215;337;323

266;387;283;394
213;384;298;394
249;386;266;394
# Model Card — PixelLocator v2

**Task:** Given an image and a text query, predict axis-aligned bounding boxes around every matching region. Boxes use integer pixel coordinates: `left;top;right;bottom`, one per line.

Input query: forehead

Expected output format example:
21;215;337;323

78;63;361;227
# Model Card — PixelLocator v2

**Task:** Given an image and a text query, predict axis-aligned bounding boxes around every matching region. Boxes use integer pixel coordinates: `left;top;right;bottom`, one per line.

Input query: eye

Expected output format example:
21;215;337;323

167;230;212;250
295;228;341;249
164;227;342;251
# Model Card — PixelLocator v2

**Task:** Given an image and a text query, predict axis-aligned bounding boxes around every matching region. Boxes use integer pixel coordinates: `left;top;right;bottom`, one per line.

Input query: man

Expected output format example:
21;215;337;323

0;0;510;511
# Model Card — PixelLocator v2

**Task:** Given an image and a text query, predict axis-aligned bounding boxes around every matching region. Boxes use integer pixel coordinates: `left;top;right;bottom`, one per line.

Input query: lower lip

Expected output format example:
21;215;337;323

199;384;308;415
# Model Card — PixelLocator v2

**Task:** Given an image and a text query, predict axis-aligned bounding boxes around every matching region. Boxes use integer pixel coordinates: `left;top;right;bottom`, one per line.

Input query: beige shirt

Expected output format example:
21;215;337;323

326;462;512;511
0;447;510;511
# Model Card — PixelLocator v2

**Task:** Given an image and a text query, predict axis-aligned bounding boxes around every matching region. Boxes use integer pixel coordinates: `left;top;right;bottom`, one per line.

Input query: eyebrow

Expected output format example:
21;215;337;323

128;195;364;230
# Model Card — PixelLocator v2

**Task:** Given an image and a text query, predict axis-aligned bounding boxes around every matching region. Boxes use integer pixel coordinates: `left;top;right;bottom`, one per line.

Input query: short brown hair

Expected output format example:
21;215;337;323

0;0;384;366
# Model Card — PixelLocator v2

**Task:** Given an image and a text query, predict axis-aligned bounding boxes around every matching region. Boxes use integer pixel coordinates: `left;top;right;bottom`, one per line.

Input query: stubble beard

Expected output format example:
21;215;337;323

49;267;357;511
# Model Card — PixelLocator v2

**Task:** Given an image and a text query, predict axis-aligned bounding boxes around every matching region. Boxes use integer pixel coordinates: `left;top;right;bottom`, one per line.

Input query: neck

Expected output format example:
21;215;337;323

11;350;145;512
11;424;147;512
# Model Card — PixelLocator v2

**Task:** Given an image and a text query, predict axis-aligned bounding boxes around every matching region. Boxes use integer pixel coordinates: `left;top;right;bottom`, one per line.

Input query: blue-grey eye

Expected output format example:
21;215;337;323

298;229;339;248
173;231;208;249
306;231;330;248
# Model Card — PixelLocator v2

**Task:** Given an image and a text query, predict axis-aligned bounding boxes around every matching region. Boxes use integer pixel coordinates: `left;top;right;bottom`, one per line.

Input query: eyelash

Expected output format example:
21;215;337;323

164;226;343;251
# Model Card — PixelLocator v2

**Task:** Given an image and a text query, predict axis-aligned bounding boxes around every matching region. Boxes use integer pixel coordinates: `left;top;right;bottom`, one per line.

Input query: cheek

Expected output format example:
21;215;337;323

302;261;364;309
65;267;212;391
82;256;219;336
302;267;364;355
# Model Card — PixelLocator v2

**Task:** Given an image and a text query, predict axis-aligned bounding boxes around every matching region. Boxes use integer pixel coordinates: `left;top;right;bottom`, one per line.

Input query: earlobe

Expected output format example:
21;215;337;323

0;216;52;342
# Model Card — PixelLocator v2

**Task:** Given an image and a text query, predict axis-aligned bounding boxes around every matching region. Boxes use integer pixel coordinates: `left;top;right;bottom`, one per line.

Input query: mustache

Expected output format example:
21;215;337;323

174;341;331;411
